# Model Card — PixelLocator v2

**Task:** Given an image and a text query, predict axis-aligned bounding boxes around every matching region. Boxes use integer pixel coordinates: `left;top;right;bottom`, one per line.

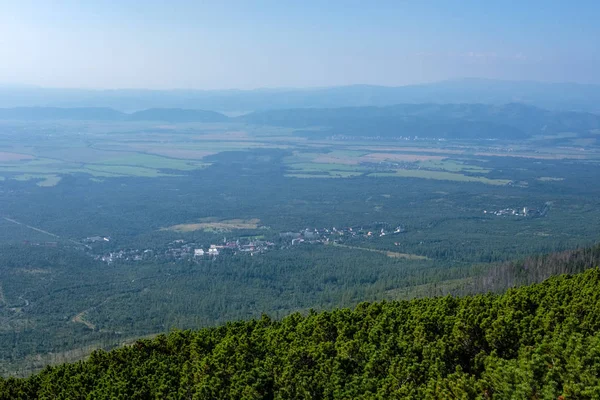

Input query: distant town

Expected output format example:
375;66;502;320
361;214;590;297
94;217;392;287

22;207;551;265
84;223;406;265
22;206;551;265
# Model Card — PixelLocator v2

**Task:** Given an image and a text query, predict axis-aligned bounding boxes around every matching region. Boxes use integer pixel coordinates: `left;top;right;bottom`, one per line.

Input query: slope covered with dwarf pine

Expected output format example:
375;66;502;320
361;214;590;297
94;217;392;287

2;268;600;399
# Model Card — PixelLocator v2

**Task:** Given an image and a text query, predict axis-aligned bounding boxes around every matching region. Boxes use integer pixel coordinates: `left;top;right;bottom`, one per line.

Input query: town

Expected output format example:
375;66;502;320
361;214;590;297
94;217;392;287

86;223;406;265
279;223;404;246
89;237;276;264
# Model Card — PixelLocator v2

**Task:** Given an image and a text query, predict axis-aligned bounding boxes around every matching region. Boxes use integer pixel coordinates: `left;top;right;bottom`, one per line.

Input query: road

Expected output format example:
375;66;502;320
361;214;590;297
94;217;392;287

2;216;82;246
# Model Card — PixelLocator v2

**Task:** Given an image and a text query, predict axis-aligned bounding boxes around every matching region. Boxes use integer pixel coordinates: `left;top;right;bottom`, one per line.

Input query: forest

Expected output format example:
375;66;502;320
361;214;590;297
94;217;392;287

2;265;600;399
1;136;600;376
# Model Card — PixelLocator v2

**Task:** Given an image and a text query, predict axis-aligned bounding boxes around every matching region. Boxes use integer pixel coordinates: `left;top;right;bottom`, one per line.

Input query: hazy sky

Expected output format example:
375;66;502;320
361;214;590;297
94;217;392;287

1;0;599;89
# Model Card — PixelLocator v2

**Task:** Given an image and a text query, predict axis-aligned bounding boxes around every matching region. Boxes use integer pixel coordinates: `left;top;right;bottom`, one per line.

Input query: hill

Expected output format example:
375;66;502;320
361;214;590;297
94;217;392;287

1;103;597;141
2;267;600;399
0;107;229;123
127;108;229;123
1;79;600;112
0;107;124;121
240;103;600;140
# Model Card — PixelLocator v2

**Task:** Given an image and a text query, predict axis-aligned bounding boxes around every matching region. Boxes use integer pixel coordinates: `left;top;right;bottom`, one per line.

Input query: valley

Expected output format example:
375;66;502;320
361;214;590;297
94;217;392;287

0;110;599;377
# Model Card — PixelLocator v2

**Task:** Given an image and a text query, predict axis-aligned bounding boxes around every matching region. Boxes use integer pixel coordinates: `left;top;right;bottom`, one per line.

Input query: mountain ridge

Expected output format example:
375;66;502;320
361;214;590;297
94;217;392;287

239;103;600;139
0;107;229;123
2;103;599;140
1;78;600;112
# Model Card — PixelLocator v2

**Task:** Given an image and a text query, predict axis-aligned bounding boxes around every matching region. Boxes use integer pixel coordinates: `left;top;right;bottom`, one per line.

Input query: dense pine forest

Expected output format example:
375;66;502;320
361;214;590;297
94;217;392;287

2;266;600;399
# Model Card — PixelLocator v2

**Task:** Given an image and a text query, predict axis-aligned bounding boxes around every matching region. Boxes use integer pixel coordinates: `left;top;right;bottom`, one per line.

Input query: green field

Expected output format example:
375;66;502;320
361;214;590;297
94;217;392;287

370;170;511;185
285;172;364;178
416;158;491;173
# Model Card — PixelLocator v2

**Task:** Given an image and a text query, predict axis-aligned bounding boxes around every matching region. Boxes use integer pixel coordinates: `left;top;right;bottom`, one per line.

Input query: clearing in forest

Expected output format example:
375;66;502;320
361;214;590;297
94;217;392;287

330;243;429;260
71;311;96;330
163;218;262;232
370;170;511;185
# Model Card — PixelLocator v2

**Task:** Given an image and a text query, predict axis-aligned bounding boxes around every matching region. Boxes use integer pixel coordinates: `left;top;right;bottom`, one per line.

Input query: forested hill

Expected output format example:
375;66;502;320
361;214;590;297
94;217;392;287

2;80;600;112
1;104;600;140
128;108;229;123
240;103;600;139
0;107;229;122
3;269;600;399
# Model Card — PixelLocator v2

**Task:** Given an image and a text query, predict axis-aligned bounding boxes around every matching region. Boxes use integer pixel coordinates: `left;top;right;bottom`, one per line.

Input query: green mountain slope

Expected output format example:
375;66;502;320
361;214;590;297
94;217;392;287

2;268;600;399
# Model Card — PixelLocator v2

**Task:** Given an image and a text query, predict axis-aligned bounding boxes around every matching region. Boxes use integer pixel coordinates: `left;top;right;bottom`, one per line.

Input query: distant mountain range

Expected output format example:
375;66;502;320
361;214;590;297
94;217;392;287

1;103;599;140
1;78;600;113
240;103;600;139
0;107;228;123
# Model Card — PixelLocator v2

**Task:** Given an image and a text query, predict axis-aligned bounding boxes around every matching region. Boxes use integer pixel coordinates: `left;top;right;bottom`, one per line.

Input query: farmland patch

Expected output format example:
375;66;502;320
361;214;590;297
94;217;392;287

0;152;35;161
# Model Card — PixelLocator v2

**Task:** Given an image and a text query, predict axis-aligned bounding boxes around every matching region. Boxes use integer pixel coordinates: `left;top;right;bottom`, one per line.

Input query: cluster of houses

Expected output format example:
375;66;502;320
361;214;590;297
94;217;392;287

281;224;405;246
483;204;549;218
86;222;407;265
329;134;446;142
93;248;150;264
191;240;275;257
484;207;531;217
90;238;276;265
83;236;111;243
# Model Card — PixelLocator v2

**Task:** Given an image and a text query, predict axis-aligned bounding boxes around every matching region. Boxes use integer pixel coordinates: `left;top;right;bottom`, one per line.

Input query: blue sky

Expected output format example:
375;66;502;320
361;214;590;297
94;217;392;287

1;0;599;89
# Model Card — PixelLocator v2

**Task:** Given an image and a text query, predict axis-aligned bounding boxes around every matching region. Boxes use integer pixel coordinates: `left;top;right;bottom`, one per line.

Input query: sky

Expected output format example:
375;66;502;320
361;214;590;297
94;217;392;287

1;0;599;89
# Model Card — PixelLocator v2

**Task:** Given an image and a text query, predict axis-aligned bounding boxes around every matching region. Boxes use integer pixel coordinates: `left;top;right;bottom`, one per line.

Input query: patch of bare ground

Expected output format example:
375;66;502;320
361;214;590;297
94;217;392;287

359;153;445;162
312;155;360;165
14;268;51;275
330;243;429;260
474;152;586;160
0;152;35;161
346;146;466;154
162;218;262;232
71;311;96;330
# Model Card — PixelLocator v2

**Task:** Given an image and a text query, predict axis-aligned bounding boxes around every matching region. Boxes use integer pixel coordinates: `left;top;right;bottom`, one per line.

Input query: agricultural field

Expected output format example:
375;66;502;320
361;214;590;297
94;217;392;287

369;170;511;185
0;121;292;183
1;120;599;186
